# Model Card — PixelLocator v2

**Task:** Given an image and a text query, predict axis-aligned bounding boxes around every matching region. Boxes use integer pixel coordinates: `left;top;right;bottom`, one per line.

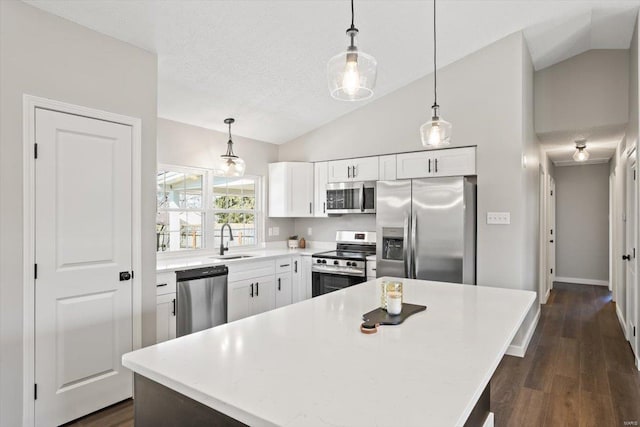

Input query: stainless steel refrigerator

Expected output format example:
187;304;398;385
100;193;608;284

376;177;476;284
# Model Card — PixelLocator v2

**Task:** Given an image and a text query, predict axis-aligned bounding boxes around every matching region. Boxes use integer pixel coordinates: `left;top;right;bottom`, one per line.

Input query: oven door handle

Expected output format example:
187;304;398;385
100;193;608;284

312;267;366;277
359;183;365;212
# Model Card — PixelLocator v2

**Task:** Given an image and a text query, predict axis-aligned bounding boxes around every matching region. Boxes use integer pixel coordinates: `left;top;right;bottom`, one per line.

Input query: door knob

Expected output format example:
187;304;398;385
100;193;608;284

623;254;631;261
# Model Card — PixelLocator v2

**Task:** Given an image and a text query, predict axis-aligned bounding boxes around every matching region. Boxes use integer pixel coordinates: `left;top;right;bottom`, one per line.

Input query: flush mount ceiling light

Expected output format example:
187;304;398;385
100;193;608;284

214;118;246;177
573;139;590;162
327;0;377;101
420;0;452;148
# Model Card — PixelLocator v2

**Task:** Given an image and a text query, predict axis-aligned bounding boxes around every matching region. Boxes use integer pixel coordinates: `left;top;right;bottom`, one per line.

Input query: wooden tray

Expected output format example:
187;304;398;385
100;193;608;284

362;303;427;328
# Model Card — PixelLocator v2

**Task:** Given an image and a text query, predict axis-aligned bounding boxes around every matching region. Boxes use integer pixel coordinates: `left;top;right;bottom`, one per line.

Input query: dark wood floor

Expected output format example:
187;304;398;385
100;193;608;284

66;282;640;427
492;282;640;426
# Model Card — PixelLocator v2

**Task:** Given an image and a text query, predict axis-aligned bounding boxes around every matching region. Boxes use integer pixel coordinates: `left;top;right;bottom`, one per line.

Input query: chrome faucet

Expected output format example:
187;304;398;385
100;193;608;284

219;223;234;256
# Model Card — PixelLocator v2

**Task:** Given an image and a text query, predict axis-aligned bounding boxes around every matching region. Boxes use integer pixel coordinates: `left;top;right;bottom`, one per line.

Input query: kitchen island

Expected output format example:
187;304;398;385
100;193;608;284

123;278;535;427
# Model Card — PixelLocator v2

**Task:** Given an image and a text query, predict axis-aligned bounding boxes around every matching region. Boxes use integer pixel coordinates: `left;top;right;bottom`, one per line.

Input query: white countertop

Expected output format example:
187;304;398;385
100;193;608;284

156;248;319;273
123;278;535;426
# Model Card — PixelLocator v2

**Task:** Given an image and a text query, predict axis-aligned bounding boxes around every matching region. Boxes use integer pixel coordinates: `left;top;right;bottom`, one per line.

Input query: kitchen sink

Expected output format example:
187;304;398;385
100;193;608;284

209;254;254;260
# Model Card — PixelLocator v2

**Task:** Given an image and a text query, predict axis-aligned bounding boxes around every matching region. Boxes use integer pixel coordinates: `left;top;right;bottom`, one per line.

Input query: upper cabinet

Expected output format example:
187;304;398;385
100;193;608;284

269;162;314;217
328;156;379;182
314;162;328;217
378;155;397;181
396;147;476;180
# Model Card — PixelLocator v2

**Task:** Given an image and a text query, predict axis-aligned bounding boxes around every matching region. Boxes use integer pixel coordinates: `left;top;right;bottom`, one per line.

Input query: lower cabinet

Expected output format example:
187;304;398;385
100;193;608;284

301;255;313;300
156;293;176;343
228;275;276;322
276;272;293;308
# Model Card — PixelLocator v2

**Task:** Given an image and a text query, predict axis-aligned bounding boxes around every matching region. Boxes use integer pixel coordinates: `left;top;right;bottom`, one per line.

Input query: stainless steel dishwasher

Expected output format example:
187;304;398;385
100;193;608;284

175;265;228;337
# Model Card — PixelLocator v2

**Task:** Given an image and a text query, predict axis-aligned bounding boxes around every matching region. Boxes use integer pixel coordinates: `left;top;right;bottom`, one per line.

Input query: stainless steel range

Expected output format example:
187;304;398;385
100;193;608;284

312;231;376;297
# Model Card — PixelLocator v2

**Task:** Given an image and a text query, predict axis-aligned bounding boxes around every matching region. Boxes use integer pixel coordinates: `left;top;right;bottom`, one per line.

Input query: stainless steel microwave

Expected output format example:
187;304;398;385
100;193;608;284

326;182;376;214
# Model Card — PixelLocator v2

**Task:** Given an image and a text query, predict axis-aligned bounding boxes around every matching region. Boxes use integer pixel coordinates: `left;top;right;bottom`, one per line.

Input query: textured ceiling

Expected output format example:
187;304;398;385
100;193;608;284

23;0;640;144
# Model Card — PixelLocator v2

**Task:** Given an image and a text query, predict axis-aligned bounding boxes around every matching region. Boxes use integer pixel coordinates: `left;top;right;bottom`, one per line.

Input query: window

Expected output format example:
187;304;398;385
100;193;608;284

156;165;261;253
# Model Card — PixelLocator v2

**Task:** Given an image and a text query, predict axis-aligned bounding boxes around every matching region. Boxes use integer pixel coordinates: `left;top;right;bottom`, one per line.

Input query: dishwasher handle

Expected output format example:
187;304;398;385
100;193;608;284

175;265;228;282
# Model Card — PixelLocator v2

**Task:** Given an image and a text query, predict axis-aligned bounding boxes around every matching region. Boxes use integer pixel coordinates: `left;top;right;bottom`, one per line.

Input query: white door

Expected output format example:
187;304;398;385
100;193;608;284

252;275;276;315
352;157;379;181
156;294;177;343
327;159;352;182
547;177;556;291
289;163;314;217
228;281;252;322
34;109;133;425
431;147;476;177
625;153;638;353
275;272;293;308
378;155;397;181
314;162;328;217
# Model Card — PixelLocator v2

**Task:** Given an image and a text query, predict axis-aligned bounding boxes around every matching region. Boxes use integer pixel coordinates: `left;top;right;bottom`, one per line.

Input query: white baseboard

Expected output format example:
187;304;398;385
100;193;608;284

616;304;628;340
554;276;609;287
483;412;495;427
540;288;550;304
506;307;541;358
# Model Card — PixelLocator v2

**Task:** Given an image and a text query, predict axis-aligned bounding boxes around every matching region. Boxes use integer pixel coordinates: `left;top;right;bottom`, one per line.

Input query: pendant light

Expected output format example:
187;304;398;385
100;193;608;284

573;139;590;162
420;0;452;147
214;118;246;177
327;0;377;101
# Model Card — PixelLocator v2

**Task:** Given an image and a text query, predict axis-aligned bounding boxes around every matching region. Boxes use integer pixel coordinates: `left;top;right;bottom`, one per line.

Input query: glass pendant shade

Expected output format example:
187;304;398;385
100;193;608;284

328;33;377;101
573;146;590;162
215;151;246;177
421;110;452;147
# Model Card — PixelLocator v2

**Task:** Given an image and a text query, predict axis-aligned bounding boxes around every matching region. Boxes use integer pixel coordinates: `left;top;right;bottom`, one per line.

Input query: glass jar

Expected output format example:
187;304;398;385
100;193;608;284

380;281;403;310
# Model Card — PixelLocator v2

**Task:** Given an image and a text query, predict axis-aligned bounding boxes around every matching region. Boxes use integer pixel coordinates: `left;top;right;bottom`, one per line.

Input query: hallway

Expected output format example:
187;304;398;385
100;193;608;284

491;282;640;426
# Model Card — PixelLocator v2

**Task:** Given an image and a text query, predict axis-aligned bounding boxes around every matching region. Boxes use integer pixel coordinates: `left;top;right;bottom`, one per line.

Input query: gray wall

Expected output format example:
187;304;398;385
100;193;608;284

555;164;610;282
0;1;158;424
157;118;295;242
535;49;629;135
294;215;376;242
279;32;540;347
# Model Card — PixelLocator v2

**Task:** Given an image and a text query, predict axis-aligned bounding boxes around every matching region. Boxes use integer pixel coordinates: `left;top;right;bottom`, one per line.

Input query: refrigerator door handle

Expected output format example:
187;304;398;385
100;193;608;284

403;213;410;278
411;212;417;279
360;183;365;212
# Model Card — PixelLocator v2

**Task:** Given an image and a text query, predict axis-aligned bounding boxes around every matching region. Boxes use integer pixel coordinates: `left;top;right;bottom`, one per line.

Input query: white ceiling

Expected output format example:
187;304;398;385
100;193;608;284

538;124;625;166
24;0;640;144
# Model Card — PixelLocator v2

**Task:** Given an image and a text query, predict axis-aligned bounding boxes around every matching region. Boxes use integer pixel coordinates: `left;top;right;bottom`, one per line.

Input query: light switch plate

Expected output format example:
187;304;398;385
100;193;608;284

273;227;279;236
307;227;313;236
487;212;510;225
268;227;273;237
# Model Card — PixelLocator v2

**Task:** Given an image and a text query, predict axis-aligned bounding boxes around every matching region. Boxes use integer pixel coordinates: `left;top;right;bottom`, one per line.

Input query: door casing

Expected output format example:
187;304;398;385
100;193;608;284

22;95;143;427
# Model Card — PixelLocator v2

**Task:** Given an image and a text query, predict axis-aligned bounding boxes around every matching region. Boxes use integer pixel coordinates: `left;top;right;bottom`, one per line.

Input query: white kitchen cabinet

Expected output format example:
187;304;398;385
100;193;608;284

228;275;276;321
291;256;303;302
156;293;176;343
269;162;314;217
328;156;379;183
314;162;328;217
301;255;313;300
379;155;397;181
396;147;476;179
275;272;292;308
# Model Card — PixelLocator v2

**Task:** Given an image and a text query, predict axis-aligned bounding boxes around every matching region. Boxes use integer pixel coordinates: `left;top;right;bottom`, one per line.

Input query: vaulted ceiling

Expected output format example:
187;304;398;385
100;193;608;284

24;0;640;144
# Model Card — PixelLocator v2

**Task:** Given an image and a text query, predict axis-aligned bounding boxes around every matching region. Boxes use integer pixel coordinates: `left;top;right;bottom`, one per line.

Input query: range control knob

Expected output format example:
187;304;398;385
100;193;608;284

346;262;353;267
316;259;322;264
322;259;327;264
333;260;339;265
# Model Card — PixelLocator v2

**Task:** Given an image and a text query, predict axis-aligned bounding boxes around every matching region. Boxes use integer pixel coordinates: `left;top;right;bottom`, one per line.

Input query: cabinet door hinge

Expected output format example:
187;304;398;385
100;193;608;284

34;383;38;400
550;268;553;274
34;143;38;159
550;189;553;196
34;264;38;280
634;326;636;337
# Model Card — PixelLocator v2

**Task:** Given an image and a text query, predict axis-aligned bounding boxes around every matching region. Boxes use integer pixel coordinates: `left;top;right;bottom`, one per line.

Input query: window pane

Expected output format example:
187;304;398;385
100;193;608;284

184;173;203;209
156;210;203;252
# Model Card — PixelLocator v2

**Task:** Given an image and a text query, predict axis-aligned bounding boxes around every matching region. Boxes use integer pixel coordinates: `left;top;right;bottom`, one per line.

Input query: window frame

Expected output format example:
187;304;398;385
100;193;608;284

157;164;263;256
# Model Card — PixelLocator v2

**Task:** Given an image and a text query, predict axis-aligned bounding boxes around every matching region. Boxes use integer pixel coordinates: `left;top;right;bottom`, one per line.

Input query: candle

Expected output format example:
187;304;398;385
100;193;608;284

387;291;402;315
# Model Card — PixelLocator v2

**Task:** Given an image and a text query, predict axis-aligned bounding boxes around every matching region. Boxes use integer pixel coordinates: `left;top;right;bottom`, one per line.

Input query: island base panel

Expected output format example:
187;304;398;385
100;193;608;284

134;374;247;427
464;382;490;427
134;373;491;427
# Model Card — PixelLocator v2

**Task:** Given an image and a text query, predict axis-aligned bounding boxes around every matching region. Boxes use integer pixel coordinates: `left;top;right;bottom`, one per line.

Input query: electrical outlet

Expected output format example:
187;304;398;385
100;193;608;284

487;212;510;225
273;227;279;236
307;227;313;236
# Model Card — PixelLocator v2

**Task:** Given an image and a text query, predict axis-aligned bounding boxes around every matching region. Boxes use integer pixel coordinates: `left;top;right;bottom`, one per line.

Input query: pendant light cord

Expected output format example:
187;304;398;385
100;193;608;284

351;0;355;28
433;0;438;109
